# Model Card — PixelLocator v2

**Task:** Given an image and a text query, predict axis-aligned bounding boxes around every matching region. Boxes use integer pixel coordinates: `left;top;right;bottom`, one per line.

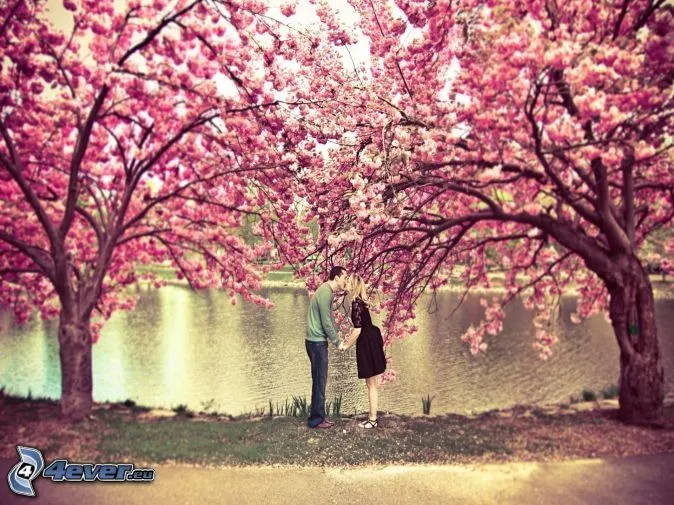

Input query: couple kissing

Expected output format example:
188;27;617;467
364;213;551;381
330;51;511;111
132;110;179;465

305;267;386;429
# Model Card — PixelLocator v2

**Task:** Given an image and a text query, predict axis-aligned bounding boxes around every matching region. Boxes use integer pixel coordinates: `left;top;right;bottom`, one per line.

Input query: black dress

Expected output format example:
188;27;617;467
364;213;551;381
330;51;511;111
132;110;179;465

351;297;386;379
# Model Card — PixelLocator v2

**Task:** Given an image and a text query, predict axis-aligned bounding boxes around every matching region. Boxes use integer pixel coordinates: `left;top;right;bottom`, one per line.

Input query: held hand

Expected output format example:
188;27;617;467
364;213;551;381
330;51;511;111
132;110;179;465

338;341;347;351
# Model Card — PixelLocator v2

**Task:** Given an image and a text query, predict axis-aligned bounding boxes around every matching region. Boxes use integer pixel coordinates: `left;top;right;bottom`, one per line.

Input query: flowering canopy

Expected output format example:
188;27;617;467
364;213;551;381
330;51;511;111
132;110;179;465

1;0;671;423
0;0;316;339
292;0;673;366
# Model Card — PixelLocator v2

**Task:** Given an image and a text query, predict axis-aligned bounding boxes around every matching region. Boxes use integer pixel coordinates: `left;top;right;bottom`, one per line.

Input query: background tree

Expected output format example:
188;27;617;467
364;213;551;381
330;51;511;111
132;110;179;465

295;0;673;425
0;0;313;420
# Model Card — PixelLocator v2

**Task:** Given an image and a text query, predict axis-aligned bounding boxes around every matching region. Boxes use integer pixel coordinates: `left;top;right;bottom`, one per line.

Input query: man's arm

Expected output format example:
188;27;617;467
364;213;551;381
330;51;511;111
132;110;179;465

318;288;342;348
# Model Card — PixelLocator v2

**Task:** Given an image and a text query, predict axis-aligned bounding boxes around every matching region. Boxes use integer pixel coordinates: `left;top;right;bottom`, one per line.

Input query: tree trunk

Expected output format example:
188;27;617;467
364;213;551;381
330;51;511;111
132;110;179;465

58;308;93;421
619;348;664;425
608;260;664;426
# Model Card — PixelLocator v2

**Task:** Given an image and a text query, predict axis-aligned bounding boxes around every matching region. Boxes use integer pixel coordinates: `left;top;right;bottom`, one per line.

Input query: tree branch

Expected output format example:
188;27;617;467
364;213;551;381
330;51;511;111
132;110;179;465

0;231;55;281
0;122;61;255
117;0;203;67
621;150;636;249
59;85;110;239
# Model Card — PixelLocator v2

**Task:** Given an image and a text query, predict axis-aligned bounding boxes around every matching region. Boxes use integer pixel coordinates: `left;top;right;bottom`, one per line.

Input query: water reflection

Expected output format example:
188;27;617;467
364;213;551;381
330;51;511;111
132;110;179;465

1;286;672;416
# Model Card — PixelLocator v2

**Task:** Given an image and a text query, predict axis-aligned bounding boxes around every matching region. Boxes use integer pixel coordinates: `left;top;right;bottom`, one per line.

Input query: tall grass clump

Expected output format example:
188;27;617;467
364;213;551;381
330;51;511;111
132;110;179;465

422;394;435;415
292;396;309;417
331;394;342;417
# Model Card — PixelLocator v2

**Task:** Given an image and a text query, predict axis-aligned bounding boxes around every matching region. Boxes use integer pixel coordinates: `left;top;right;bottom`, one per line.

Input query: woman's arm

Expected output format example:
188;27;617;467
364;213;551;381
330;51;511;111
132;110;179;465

343;327;361;350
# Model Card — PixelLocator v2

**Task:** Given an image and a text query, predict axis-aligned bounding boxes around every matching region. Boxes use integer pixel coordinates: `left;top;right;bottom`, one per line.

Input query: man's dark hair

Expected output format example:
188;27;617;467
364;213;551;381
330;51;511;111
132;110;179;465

328;266;346;280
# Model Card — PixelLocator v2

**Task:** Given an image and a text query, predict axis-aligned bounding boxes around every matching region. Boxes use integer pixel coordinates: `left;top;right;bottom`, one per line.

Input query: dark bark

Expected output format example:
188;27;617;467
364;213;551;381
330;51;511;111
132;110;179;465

608;257;664;425
58;308;93;421
618;349;664;425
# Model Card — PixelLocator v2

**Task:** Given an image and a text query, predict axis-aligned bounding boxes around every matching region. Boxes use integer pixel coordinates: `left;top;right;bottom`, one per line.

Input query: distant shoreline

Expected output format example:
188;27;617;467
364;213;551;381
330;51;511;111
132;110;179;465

150;273;674;299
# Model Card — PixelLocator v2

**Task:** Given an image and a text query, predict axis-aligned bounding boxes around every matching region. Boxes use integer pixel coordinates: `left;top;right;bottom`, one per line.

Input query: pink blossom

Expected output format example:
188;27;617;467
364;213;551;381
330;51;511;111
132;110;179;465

63;0;78;12
280;1;297;17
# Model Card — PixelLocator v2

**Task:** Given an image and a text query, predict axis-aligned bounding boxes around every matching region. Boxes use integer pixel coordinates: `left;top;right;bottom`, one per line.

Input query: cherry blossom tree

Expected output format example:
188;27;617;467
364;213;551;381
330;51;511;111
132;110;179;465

0;0;313;420
295;0;673;425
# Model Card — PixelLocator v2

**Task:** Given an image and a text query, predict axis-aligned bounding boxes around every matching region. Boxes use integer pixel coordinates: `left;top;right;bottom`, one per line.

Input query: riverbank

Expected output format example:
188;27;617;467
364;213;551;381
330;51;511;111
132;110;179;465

1;394;672;468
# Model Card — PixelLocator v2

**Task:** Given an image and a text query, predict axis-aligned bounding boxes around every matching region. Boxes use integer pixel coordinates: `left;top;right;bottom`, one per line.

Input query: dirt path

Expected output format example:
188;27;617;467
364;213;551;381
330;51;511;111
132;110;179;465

2;453;673;505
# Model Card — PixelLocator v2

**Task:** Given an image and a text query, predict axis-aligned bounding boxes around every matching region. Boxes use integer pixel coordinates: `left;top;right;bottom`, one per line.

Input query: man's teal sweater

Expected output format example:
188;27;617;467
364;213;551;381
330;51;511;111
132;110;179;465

306;282;341;347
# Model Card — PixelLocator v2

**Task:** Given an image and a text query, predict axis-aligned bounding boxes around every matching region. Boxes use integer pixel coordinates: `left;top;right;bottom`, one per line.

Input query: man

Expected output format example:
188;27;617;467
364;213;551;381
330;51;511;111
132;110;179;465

305;266;348;428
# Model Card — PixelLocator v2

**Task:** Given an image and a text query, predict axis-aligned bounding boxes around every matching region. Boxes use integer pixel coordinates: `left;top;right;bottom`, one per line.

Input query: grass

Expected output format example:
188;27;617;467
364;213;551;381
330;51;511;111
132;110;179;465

135;265;177;281
268;398;295;417
263;270;297;283
331;394;343;417
92;410;515;466
100;410;272;464
292;396;309;418
260;395;344;418
1;394;674;467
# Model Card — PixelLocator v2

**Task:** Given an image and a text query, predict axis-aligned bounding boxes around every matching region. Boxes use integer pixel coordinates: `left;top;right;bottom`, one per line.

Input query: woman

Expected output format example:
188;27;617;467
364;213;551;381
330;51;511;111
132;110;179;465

343;274;386;428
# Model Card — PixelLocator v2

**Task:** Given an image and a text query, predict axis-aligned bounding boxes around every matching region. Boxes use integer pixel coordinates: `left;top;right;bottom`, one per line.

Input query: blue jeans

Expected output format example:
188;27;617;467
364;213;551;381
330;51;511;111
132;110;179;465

305;340;328;427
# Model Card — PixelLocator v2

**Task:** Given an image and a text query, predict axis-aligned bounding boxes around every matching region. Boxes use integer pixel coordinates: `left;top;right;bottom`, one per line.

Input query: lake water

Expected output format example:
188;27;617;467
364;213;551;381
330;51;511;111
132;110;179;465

1;285;673;416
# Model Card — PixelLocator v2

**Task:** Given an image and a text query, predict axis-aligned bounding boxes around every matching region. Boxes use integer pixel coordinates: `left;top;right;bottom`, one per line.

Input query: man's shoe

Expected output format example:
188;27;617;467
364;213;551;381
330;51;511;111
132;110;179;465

315;421;334;429
323;418;335;426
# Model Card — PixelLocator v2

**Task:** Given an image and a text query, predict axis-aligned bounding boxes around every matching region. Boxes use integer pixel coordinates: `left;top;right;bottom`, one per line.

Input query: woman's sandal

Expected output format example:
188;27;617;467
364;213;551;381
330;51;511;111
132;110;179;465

358;418;378;429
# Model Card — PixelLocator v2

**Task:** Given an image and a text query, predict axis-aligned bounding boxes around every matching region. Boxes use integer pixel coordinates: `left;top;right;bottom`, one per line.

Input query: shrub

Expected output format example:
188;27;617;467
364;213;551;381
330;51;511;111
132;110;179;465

582;389;598;402
601;385;619;399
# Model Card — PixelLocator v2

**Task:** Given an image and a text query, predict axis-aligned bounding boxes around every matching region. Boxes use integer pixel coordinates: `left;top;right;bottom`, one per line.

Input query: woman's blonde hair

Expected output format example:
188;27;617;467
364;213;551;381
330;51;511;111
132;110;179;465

347;274;368;301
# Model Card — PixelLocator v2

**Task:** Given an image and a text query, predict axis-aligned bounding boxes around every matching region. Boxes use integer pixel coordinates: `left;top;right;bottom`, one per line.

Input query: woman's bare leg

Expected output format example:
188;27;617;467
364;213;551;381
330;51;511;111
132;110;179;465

366;376;378;420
